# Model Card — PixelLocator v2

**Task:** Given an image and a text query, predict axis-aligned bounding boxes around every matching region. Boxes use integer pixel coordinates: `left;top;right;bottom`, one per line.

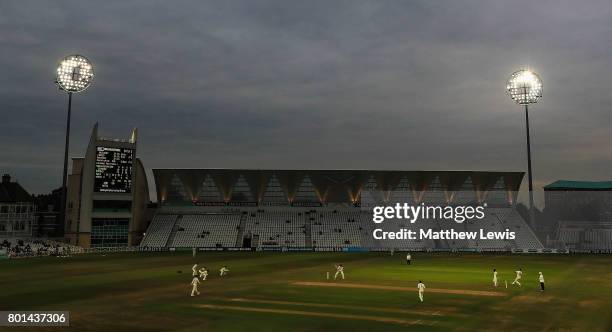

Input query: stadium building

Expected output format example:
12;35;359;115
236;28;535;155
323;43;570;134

0;174;36;238
64;124;150;248
141;169;543;251
544;180;612;252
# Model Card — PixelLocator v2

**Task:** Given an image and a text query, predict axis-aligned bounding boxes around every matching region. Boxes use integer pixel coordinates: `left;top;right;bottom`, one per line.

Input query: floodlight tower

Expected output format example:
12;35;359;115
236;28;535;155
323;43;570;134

506;69;542;227
55;55;94;234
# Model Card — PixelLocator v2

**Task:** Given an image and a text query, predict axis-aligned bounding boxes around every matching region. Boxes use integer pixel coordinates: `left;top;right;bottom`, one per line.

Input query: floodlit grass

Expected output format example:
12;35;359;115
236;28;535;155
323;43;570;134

1;252;611;331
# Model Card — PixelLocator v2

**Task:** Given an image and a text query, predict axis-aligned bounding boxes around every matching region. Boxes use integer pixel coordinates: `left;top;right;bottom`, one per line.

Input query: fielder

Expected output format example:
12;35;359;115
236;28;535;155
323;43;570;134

219;266;229;277
199;267;208;280
493;268;498;287
190;276;201;297
406;253;412;265
417;280;426;302
192;263;199;277
512;268;523;286
538;272;545;291
334;264;345;280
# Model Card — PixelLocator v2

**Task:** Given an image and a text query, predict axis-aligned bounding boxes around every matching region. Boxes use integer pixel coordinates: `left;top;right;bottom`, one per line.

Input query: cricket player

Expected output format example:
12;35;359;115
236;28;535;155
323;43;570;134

512;268;523;286
493;268;498;287
198;267;208;280
406;253;412;265
190;276;201;297
334;264;345;280
192;263;199;277
219;266;229;277
538;272;545;291
417;280;426;302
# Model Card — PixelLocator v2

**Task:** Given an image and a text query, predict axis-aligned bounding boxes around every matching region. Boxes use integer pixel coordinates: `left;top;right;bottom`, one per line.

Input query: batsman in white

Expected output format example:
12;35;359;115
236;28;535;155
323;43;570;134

219;266;229;277
199;267;208;280
190;276;201;297
493;268;498;287
512;268;523;286
334;264;345;280
417;280;426;302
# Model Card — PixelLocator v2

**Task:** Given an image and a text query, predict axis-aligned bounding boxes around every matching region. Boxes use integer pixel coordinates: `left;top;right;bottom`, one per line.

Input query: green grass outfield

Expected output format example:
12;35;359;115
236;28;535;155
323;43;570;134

1;252;612;331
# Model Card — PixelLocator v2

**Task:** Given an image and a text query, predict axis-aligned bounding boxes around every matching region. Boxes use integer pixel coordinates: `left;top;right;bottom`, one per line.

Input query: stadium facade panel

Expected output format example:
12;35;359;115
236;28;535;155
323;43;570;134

154;169;524;206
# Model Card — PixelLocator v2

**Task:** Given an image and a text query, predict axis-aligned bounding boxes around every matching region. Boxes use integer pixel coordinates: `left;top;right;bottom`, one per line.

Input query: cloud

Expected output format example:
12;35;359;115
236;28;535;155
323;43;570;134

1;0;612;206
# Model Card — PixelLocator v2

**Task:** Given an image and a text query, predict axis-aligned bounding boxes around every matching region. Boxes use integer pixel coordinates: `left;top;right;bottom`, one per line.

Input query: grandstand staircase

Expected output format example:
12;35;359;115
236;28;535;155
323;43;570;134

235;214;247;247
432;222;448;249
165;215;183;247
304;216;312;247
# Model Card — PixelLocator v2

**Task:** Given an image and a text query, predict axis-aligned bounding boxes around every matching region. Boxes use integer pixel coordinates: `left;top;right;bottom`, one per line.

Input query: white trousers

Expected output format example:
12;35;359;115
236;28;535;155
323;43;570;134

191;285;200;296
334;271;345;280
418;291;424;302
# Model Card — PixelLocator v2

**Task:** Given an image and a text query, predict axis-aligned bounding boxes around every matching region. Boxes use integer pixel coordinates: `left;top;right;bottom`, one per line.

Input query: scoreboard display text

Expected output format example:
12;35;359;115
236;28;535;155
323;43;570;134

94;147;134;193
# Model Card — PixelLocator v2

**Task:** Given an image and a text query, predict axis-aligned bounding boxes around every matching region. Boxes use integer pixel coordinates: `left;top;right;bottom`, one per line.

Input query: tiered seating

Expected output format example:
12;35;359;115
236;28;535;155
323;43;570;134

468;210;512;250
440;219;475;249
140;214;177;247
557;222;612;251
171;214;240;248
558;227;581;247
140;206;547;251
311;211;362;248
476;213;510;249
497;209;543;250
244;212;306;247
583;229;612;250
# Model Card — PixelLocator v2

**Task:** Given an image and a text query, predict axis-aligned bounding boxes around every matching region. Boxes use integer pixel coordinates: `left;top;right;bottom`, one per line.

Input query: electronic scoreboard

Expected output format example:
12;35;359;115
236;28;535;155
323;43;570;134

94;147;134;193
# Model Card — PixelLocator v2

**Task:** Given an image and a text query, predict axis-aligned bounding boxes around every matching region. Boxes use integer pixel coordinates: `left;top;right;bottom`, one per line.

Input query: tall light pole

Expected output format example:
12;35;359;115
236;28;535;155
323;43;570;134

506;69;542;228
55;55;94;241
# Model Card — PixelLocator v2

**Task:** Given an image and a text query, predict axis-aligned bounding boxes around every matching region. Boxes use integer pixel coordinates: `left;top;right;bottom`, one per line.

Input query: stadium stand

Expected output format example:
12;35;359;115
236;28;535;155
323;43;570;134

311;211;362;248
170;214;241;248
244;211;306;247
543;180;612;252
140;214;177;247
140;169;546;251
500;209;543;250
556;221;612;252
140;206;543;251
444;219;477;249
